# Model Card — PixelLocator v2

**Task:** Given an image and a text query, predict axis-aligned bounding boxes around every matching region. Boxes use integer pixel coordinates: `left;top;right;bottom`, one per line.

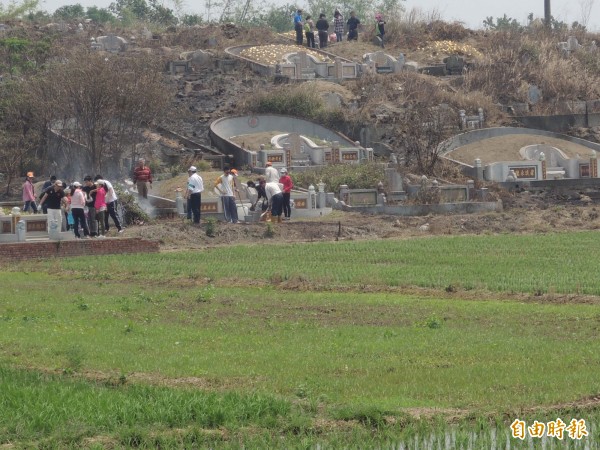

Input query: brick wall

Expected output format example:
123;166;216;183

0;238;159;261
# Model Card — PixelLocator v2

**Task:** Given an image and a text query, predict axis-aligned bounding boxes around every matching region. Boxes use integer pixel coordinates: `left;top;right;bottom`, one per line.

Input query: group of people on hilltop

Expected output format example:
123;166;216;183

21;172;124;238
294;9;385;49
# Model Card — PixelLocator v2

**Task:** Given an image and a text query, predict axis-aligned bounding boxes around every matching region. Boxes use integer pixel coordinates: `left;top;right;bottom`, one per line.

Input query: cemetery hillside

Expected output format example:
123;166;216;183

3;1;600;448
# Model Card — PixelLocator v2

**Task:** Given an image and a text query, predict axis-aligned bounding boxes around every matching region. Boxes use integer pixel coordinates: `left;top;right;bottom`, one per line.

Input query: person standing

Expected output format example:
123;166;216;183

92;180;107;237
39;179;65;232
316;13;329;49
39;175;56;214
265;181;284;223
279;168;293;221
22;172;38;213
304;15;316;48
185;165;204;224
294;9;304;45
375;13;386;48
333;10;344;43
214;167;239;224
133;158;152;200
264;161;279;183
95;175;123;233
82;175;97;237
70;182;90;238
347;11;361;41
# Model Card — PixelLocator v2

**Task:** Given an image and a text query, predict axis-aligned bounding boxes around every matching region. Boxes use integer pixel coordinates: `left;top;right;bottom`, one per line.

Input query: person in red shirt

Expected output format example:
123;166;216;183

133;158;152;199
279;168;294;221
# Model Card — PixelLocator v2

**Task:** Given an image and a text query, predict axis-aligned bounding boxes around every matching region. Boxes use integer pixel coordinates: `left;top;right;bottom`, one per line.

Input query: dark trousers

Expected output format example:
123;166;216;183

23;201;38;213
305;31;315;48
71;208;89;238
318;31;328;48
295;25;303;45
186;198;192;220
282;192;291;218
87;206;97;236
348;29;358;40
271;193;284;217
105;201;122;231
221;196;238;223
189;193;201;224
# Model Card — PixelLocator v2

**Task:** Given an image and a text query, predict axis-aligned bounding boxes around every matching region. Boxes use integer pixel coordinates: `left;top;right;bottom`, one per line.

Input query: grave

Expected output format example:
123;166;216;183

443;55;465;75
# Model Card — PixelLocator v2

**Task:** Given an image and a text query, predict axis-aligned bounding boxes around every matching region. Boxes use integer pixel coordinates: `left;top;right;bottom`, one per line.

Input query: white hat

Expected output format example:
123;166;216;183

280;168;288;174
188;166;197;172
72;181;82;187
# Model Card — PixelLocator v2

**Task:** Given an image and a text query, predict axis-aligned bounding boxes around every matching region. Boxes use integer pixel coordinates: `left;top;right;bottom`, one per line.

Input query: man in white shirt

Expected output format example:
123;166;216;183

265;161;279;183
185;166;204;224
94;175;123;233
214;166;239;223
265;181;284;223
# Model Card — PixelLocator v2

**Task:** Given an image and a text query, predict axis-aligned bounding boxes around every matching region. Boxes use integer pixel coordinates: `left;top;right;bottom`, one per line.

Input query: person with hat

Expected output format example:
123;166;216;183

22;172;38;213
70;181;90;238
294;9;304;45
185;166;204;224
94;175;123;234
133;158;152;200
279;168;293;221
265;161;279;183
214;166;239;223
39;179;66;232
39;175;56;214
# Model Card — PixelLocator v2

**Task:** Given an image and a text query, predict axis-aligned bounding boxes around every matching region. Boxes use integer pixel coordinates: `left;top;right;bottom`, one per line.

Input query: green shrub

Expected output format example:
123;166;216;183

291;162;386;192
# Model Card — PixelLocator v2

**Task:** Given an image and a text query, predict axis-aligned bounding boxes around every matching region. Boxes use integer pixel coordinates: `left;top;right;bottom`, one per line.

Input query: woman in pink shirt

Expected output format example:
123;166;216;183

22;172;38;213
279;168;294;221
91;180;107;237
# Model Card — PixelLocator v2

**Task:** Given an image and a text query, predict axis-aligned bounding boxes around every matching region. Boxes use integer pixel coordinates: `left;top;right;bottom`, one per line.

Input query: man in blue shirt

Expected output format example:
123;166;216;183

294;9;303;45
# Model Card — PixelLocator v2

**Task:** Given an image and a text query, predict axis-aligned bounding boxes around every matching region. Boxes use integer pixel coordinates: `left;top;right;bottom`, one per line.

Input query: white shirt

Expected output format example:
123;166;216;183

265;181;282;200
103;179;118;203
187;173;204;194
218;174;234;197
265;166;279;183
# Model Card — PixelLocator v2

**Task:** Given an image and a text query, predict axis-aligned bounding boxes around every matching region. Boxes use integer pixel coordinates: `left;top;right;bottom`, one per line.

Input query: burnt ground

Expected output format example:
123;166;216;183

125;187;600;251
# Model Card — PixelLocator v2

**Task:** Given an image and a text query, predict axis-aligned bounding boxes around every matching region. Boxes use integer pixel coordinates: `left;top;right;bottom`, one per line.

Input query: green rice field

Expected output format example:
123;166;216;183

1;231;600;448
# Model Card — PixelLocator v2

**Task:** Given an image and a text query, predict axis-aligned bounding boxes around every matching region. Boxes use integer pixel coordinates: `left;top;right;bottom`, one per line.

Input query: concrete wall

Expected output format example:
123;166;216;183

442;127;600;157
209;115;357;168
0;238;159;260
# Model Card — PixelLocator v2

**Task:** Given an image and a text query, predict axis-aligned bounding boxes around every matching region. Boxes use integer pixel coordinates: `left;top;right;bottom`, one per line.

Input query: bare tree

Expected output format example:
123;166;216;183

32;50;173;175
579;0;595;27
400;104;455;176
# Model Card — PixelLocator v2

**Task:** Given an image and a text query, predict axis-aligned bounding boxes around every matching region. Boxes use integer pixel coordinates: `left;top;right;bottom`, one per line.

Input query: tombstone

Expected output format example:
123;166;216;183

590;41;597;53
567;36;581;52
334;58;344;79
96;35;127;52
287;133;302;158
322;92;342;109
444;55;465;75
207;36;218;48
141;27;153;40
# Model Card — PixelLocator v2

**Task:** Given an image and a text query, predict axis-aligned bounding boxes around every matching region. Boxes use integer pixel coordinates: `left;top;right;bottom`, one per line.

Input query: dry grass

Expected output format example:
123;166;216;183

464;32;600;108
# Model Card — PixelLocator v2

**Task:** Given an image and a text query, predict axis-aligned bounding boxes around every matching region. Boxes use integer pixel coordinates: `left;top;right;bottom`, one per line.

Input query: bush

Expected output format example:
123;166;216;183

291;162;385;193
116;187;150;226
